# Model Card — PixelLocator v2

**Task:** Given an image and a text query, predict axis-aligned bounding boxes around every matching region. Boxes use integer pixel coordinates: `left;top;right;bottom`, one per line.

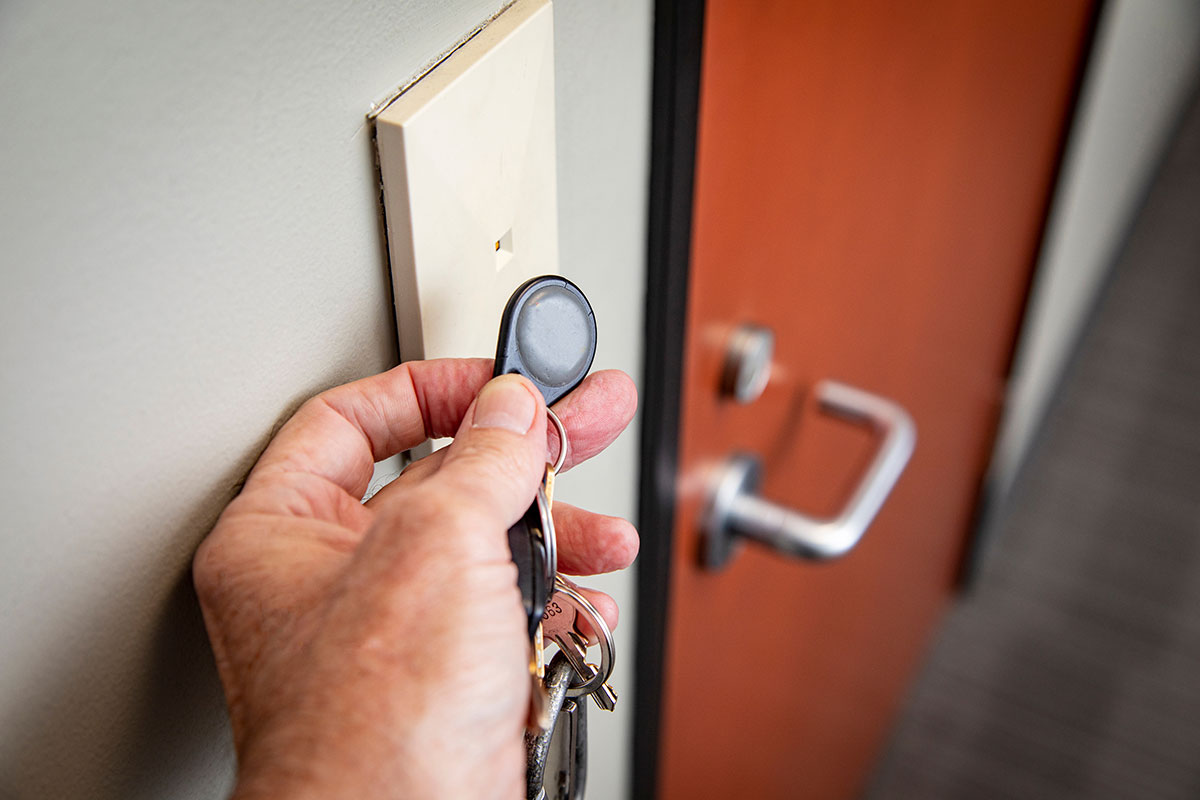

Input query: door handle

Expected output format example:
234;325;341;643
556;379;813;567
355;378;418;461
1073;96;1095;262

703;380;916;569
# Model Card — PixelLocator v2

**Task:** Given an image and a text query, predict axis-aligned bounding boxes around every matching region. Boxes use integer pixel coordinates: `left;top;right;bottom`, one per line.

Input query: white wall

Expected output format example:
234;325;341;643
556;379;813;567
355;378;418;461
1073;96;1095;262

0;1;650;797
551;2;651;798
992;0;1200;495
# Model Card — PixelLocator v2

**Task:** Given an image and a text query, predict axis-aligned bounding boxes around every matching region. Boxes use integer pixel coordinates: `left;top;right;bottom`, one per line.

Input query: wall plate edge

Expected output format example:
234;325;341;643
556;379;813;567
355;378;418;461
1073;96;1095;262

375;0;559;366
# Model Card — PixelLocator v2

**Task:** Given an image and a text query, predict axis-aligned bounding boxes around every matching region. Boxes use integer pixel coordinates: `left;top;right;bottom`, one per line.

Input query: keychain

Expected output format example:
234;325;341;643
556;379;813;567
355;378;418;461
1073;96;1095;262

489;276;615;799
493;276;596;643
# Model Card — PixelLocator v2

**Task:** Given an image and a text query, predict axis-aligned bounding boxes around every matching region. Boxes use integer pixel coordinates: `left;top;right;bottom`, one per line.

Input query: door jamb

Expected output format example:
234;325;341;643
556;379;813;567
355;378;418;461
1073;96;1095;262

634;1;706;798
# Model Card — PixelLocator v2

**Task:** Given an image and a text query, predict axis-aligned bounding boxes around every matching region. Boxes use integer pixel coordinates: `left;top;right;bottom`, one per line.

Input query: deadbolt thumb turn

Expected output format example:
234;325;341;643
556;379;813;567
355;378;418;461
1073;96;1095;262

703;380;916;570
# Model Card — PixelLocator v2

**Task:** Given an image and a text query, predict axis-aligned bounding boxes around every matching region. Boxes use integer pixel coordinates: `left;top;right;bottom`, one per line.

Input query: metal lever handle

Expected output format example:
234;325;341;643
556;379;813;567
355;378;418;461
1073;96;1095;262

704;380;916;569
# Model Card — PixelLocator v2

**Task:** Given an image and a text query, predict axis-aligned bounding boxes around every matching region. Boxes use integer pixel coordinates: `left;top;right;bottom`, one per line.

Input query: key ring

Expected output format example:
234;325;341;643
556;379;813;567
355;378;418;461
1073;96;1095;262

547;408;568;474
552;578;616;698
535;408;566;591
535;409;567;593
535;483;556;593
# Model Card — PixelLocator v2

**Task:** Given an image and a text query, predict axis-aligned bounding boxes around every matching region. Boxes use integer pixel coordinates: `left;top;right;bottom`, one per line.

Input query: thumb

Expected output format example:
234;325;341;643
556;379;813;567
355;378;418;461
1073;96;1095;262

430;374;548;530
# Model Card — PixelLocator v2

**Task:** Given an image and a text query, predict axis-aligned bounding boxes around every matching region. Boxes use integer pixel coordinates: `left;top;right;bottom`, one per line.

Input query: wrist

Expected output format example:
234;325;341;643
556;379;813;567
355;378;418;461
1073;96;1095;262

230;704;430;800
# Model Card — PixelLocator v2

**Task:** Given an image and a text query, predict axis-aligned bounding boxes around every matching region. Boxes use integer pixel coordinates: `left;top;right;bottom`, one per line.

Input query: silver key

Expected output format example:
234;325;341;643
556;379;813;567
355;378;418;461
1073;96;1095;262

551;629;618;712
548;696;587;799
544;579;617;709
526;656;574;799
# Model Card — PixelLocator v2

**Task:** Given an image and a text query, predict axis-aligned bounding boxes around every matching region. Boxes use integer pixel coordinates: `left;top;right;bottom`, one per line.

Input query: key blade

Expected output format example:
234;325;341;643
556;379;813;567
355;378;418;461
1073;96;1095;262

534;622;546;679
527;672;551;733
589;682;618;712
553;630;595;681
543;465;556;507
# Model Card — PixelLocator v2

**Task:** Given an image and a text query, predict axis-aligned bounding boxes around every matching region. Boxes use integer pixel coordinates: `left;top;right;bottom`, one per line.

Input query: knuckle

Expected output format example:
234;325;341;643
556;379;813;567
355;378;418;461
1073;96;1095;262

192;530;232;605
453;458;523;499
191;510;263;607
450;435;539;489
385;484;497;547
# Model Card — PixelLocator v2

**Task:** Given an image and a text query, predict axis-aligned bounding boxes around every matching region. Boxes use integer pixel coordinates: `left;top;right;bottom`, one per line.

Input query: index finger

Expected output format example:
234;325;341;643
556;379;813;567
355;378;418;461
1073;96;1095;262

383;368;639;488
246;358;494;498
549;369;638;470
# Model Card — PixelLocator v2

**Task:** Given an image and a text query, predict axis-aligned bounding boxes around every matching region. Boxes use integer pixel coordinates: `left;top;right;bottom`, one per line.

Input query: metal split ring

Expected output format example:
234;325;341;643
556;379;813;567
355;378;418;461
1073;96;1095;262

535;483;556;593
547;408;568;474
552;578;616;698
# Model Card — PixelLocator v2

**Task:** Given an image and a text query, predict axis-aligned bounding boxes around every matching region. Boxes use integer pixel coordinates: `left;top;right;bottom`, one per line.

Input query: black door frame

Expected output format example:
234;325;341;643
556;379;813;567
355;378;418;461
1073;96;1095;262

633;2;706;798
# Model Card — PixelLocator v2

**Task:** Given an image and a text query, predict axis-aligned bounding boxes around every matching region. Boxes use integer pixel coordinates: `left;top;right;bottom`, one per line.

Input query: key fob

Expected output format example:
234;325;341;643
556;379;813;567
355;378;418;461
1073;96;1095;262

494;276;597;639
508;500;549;640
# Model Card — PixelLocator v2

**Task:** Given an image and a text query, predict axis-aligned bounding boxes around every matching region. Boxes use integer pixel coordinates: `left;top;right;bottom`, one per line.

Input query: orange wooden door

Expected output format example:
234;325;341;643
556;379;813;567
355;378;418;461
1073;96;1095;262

647;2;1095;798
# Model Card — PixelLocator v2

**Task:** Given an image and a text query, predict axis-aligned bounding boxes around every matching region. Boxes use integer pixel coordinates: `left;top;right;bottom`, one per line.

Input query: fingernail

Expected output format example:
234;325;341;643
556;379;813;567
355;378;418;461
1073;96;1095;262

473;375;537;434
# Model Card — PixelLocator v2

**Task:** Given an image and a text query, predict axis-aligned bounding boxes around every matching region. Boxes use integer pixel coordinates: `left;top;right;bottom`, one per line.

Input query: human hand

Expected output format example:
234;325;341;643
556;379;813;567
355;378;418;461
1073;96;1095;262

193;358;638;800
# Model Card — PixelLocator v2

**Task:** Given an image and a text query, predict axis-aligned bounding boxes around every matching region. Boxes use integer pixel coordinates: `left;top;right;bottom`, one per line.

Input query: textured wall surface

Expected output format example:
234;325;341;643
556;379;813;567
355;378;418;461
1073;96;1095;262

0;0;650;797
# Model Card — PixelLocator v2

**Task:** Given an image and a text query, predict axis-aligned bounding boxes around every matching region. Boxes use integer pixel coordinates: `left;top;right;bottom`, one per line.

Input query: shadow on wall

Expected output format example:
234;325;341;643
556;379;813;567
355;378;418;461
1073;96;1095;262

116;575;234;798
0;490;239;800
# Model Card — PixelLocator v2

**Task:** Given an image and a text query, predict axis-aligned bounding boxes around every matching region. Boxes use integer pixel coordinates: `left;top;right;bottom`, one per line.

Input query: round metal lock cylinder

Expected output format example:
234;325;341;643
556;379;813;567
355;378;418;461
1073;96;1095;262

720;324;775;404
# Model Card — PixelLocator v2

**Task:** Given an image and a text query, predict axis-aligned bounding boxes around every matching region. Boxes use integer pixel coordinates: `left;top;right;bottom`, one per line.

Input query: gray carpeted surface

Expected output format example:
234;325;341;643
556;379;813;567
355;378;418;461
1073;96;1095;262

867;89;1200;799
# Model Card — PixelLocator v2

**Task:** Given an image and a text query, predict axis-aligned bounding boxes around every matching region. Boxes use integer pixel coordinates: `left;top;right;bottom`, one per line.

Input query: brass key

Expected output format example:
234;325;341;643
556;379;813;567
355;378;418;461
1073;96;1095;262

529;417;567;729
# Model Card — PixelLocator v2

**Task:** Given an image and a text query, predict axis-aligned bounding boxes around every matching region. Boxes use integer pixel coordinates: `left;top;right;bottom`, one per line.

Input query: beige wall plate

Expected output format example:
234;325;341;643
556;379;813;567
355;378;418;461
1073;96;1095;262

375;0;558;364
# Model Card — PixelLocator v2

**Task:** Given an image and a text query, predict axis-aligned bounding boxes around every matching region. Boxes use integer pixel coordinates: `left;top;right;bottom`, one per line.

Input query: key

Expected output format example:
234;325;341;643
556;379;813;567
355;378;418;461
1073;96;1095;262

526;654;575;798
550;696;587;800
550;629;618;712
527;620;551;733
494;277;598;788
507;498;551;641
494;276;597;641
528;652;588;800
543;462;557;509
515;484;553;728
543;579;618;712
525;422;566;726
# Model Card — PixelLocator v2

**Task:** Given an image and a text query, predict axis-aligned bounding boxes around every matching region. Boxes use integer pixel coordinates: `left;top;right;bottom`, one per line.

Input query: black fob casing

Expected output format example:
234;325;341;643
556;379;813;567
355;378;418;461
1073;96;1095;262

493;276;597;639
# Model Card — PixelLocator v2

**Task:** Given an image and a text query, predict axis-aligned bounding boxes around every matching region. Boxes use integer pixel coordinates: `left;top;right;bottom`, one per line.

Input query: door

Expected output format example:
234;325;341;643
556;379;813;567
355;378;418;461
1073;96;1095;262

636;1;1097;798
